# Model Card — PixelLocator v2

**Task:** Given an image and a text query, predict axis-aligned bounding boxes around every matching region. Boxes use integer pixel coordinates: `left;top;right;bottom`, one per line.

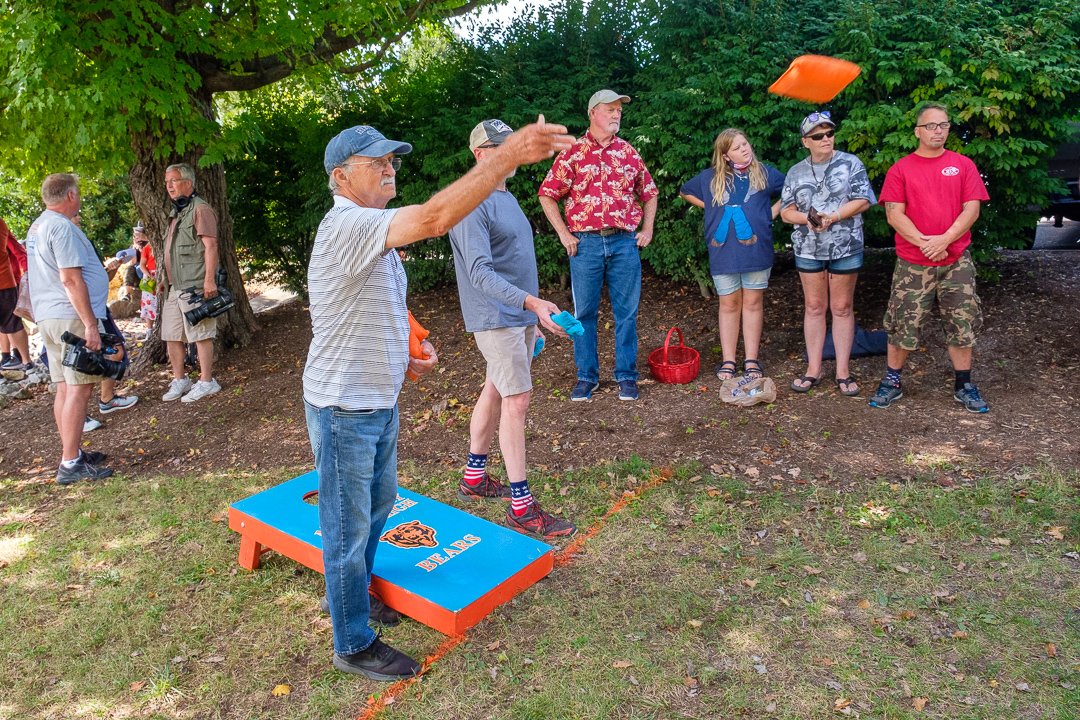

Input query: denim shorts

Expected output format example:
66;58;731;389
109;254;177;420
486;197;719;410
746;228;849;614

795;251;864;275
712;268;772;296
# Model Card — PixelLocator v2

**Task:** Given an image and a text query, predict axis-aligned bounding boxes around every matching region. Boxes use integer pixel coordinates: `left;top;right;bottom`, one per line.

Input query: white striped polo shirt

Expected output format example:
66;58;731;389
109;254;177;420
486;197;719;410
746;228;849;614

302;195;409;410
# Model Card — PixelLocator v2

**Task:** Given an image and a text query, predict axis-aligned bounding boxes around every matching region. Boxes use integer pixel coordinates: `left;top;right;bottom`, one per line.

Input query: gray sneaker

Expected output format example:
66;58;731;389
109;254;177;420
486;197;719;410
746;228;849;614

954;383;989;413
868;381;903;409
99;394;139;414
56;457;114;486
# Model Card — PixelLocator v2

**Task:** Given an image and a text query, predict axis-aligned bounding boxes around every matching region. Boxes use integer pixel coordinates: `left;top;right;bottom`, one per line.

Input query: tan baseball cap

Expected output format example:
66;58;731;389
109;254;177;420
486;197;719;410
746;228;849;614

588;89;631;111
468;119;514;151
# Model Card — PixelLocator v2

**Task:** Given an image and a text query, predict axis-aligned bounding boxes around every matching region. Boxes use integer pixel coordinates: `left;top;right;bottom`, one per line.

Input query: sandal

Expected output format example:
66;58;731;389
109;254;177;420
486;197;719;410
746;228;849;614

743;359;764;380
714;360;737;381
790;375;821;393
836;377;860;397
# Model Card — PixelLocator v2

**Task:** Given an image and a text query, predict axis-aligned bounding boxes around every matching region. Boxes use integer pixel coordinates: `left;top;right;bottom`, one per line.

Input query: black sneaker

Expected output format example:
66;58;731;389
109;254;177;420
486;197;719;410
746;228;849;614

570;380;599;401
457;472;512;501
333;636;420;681
56;458;114;486
319;594;401;627
80;449;107;465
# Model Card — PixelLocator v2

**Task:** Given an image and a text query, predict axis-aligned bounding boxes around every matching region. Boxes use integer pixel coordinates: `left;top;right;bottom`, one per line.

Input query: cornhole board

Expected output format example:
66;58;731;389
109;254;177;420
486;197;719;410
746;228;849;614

228;471;553;635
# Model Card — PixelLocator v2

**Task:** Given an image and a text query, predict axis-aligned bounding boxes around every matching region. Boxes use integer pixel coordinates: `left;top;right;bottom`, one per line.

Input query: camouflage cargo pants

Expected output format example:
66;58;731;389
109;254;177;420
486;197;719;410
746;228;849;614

883;251;982;351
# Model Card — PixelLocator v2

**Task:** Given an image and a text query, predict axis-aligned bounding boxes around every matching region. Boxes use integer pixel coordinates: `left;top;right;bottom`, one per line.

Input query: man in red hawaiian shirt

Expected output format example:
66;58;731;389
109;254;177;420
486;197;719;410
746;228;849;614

538;89;658;401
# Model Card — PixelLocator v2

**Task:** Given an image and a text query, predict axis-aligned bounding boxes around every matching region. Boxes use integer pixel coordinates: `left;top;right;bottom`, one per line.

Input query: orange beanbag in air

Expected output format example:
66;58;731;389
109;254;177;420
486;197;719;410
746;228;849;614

405;310;430;381
768;55;861;104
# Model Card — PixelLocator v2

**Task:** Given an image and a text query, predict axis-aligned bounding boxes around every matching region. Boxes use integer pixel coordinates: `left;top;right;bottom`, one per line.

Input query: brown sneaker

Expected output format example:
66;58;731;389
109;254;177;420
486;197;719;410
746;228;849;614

457;472;512;501
505;502;577;540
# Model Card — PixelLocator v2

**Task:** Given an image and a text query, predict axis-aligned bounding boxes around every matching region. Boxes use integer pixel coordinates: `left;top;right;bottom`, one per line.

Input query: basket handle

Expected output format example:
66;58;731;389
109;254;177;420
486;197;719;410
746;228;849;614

662;326;684;364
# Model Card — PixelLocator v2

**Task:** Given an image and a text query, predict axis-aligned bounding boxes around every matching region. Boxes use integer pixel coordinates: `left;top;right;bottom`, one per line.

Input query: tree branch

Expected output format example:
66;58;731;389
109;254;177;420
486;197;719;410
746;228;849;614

199;0;491;93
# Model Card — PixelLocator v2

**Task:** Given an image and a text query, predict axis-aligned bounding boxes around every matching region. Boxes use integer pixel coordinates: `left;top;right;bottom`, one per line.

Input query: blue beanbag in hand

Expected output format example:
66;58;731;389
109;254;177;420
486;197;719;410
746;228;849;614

551;311;584;338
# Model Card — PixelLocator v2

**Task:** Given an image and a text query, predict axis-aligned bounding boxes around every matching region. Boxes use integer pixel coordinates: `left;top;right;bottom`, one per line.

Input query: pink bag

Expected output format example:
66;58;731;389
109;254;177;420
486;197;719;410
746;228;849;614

13;273;33;322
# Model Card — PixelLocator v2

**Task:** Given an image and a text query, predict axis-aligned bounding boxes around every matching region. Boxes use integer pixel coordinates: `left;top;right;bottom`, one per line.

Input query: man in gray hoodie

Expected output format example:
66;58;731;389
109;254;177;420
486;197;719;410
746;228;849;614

448;119;576;541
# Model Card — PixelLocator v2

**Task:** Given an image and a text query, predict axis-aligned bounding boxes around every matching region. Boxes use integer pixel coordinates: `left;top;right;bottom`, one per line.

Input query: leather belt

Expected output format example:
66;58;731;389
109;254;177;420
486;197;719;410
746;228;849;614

597;227;621;237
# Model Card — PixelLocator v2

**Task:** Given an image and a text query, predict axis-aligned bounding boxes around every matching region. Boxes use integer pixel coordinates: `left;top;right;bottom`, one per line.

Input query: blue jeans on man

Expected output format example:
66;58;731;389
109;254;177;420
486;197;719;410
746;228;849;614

304;402;399;655
569;230;641;384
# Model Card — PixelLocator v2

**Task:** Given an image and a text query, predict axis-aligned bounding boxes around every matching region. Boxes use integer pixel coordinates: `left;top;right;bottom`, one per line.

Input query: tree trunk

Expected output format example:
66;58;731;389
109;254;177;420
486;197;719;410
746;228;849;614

127;87;258;373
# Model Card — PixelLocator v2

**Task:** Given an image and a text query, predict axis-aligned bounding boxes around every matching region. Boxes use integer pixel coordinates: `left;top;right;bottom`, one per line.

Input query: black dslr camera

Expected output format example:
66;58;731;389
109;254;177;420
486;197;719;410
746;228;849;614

181;268;235;325
60;331;126;381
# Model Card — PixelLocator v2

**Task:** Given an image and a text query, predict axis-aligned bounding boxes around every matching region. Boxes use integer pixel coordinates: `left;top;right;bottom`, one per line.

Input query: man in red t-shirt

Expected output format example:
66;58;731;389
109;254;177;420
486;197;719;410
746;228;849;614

538;89;659;402
870;103;990;413
0;217;33;370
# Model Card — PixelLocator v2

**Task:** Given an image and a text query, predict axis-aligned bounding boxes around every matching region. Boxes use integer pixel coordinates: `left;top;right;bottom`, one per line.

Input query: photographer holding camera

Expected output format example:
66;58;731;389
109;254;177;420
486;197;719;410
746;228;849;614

24;174;114;485
160;163;223;403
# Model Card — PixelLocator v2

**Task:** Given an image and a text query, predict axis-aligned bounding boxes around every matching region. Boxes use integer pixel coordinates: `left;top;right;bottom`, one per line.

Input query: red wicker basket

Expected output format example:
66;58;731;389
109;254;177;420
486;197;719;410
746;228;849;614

648;327;700;384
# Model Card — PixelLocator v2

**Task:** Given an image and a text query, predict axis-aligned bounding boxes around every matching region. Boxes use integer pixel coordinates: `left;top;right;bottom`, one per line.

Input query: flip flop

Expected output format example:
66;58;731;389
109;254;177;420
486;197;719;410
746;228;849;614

836;377;860;397
790;375;821;393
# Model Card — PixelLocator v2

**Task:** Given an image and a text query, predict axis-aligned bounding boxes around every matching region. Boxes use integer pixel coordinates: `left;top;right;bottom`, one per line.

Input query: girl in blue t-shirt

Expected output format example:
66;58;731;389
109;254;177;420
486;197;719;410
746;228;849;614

680;128;784;382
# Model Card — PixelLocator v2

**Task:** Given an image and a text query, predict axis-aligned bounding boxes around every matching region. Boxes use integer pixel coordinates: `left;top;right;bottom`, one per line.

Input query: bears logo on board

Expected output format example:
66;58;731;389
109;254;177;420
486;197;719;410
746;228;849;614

380;520;438;549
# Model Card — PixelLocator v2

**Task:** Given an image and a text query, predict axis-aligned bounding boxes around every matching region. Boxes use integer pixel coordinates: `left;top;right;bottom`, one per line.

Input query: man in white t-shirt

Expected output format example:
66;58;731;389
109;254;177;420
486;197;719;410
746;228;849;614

304;119;573;681
25;174;114;485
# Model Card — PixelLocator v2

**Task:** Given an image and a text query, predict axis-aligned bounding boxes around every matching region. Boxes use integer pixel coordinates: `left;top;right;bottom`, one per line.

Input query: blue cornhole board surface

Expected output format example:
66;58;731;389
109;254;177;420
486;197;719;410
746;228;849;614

230;471;553;633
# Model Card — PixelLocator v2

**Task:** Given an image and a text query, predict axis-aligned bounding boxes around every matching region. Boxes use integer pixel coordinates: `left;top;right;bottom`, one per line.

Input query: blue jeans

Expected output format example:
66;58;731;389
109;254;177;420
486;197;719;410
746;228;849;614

304;401;399;655
569;231;641;383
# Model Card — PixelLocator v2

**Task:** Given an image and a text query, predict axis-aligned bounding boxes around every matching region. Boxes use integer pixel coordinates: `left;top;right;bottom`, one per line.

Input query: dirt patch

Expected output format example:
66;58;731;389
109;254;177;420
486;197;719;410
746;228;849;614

2;250;1077;485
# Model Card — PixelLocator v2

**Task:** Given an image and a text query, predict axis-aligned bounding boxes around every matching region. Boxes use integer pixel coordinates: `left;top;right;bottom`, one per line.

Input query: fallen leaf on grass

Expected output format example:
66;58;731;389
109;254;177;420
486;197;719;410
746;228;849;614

990;537;1011;546
894;565;911;574
687;619;704;628
1015;682;1031;692
486;640;501;651
857;599;872;610
912;697;928;711
802;565;822;576
834;697;852;710
684;676;699;687
952;631;969;639
129;680;147;693
271;684;291;697
1046;643;1057;658
1045;526;1065;540
742;578;759;589
612;660;634;669
900;610;917;621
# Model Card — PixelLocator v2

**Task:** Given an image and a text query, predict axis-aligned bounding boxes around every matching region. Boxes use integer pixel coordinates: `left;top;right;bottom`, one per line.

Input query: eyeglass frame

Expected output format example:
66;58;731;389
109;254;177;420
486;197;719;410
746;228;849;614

915;121;952;132
806;129;836;141
339;157;402;172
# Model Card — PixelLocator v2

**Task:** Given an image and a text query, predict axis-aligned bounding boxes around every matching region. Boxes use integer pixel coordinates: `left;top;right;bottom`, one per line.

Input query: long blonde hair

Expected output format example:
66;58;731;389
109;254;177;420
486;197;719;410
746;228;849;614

709;128;767;205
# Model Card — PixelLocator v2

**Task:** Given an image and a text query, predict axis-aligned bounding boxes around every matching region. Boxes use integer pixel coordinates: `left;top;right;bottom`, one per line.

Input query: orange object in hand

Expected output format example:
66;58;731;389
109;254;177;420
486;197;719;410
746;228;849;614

406;311;430;381
768;55;861;104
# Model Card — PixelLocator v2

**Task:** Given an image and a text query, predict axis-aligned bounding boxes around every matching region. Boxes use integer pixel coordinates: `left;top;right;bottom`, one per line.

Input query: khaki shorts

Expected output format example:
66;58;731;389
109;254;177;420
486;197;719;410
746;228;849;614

38;317;106;385
161;289;218;343
883;251;982;351
474;325;536;397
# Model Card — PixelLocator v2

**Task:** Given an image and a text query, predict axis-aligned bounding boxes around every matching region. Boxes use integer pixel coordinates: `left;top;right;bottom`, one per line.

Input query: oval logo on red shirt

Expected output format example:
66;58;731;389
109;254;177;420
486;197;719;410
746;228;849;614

941;166;960;176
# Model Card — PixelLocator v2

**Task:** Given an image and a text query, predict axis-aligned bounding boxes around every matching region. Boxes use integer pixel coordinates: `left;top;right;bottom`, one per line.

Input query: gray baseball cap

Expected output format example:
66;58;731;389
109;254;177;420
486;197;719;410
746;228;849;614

324;125;413;174
800;110;836;137
469;119;514;151
588;89;631;111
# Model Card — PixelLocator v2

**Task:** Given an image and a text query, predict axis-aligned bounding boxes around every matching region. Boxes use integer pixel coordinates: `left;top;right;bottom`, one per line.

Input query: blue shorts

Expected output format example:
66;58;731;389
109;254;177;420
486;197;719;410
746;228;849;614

795;251;864;275
712;268;771;296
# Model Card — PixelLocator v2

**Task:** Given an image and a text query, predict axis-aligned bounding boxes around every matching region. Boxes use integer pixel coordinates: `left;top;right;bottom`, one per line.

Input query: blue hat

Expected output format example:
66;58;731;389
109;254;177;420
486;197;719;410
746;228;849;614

324;126;413;174
115;248;137;262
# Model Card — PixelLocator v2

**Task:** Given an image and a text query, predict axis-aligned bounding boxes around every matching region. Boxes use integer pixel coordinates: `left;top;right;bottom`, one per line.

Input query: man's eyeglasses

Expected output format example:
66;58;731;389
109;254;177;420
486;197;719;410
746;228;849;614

916;122;951;132
341;157;402;172
807;129;836;141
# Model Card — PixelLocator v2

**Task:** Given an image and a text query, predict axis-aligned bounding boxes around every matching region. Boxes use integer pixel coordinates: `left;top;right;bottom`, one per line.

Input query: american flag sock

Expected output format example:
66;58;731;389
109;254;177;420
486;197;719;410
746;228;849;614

463;452;487;486
510;480;533;516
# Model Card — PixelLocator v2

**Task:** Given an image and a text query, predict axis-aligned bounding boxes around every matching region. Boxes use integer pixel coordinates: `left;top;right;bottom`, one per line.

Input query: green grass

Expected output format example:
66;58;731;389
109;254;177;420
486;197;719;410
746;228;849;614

1;462;1077;719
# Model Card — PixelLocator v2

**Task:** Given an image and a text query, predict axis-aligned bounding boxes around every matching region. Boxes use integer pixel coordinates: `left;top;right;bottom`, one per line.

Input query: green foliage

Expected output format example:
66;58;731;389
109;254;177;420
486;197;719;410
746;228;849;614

221;0;1079;293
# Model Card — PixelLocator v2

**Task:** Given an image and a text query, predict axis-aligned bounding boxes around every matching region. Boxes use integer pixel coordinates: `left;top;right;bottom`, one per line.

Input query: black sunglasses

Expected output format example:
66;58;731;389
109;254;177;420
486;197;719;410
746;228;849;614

806;129;836;141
